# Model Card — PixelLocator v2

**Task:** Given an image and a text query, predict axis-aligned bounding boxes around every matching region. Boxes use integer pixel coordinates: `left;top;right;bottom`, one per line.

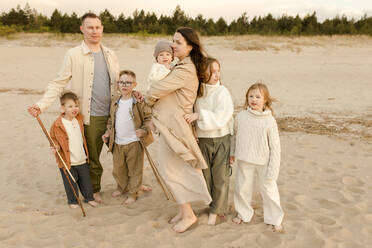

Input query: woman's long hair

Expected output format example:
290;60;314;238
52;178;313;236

176;27;208;97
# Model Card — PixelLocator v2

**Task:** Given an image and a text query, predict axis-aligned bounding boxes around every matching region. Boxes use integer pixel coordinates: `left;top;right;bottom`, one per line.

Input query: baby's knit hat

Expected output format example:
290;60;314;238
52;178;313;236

153;40;173;58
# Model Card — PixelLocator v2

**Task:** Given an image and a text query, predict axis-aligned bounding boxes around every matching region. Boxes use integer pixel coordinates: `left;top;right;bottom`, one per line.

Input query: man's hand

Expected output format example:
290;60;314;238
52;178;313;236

102;131;110;143
136;129;147;138
184;113;199;123
50;145;60;154
27;104;41;117
132;90;144;102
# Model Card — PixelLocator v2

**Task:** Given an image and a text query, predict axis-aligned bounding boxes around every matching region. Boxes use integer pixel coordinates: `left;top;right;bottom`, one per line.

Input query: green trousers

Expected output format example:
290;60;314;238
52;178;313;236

84;116;109;193
199;134;232;215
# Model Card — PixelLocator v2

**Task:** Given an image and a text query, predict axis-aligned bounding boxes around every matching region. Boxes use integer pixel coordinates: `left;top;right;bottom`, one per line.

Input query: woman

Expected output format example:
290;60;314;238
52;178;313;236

146;27;212;233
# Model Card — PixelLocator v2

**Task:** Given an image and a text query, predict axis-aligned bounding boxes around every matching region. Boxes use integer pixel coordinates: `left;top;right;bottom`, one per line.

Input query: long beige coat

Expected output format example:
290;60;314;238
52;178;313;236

146;56;208;170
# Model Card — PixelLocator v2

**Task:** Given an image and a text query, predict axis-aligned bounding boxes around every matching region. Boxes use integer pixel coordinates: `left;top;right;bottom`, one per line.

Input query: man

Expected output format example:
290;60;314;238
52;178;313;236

28;13;119;203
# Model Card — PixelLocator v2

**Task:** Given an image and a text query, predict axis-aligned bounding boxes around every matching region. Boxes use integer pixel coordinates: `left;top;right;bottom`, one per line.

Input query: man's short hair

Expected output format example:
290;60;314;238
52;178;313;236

119;70;136;80
81;13;101;24
60;91;78;105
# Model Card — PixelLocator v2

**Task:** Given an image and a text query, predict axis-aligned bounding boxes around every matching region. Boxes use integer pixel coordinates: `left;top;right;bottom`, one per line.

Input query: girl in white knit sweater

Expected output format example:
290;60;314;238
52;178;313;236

184;58;234;225
230;82;284;232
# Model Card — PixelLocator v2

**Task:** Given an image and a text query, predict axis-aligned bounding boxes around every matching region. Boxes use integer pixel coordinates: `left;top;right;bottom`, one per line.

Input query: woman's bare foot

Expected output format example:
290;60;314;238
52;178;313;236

87;201;98;207
139;184;152;192
69;204;79;209
172;216;198;233
111;190;122;198
272;224;284;233
232;215;243;224
168;212;182;224
93;193;103;203
122;196;137;205
207;213;217;225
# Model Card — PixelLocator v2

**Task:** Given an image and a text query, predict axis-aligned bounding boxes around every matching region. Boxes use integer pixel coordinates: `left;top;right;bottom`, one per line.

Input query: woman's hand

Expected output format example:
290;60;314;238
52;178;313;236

136;129;147;138
184;113;199;123
132;90;144;102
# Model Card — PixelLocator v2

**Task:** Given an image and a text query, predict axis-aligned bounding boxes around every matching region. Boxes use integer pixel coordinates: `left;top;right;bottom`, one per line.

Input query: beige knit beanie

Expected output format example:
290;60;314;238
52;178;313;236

153;40;173;58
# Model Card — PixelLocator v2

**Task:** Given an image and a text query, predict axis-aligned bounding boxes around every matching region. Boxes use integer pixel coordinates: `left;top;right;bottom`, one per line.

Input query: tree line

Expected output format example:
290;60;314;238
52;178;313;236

1;4;372;36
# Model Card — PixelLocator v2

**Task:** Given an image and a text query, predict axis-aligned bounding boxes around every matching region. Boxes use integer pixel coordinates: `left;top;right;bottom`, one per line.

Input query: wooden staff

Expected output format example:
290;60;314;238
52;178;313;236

129;110;174;201
35;116;86;217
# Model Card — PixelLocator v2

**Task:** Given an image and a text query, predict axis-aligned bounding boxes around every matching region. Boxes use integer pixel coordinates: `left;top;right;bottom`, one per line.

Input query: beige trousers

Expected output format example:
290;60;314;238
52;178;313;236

234;160;284;225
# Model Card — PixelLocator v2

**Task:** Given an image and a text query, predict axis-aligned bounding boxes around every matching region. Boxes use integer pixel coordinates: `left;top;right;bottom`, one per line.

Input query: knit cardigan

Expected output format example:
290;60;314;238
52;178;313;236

231;108;281;180
194;82;234;138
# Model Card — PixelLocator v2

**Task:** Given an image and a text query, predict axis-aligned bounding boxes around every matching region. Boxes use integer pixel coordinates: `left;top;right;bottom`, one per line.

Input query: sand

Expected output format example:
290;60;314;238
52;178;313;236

0;33;371;248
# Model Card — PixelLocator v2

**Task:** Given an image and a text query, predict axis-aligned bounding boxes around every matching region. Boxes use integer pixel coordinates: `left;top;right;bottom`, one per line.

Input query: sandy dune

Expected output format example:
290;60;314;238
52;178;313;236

0;34;371;248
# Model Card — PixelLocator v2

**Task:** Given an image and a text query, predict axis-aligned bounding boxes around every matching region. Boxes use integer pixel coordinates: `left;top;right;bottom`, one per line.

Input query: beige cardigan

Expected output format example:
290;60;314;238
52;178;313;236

146;56;208;170
36;41;120;125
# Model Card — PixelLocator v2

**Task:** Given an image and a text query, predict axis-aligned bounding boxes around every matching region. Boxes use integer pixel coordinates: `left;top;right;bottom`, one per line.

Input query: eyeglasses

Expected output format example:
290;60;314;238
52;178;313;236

117;81;133;86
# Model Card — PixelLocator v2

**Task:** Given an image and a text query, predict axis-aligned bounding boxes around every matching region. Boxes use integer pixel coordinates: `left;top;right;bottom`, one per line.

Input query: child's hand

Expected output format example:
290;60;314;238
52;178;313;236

136;129;147;138
132;90;144;102
102;132;110;143
50;145;60;154
184;113;199;123
229;156;235;165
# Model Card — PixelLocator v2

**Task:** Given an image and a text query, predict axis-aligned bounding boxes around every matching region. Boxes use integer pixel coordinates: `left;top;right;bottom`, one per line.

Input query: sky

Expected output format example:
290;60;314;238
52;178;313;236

1;0;372;23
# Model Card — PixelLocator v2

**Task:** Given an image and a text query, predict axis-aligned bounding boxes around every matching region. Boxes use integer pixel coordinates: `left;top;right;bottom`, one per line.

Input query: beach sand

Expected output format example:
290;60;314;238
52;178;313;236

0;34;371;248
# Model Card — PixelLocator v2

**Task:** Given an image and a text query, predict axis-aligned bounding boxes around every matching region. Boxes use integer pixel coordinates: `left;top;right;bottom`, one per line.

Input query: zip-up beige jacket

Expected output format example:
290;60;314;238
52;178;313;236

36;41;120;125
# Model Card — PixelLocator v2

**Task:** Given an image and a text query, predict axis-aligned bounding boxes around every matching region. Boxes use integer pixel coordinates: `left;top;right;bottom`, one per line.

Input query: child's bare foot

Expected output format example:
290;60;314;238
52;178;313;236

232;215;243;224
122;196;137;205
111;190;122;198
69;204;79;209
140;184;152;192
272;224;284;233
93;193;103;203
88;201;98;207
207;213;217;225
172;216;198;233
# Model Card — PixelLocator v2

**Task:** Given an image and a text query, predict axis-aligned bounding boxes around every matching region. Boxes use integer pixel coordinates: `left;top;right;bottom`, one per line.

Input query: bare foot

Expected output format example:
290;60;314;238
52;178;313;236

232;216;242;224
172;216;198;233
88;201;98;207
272;224;284;233
168;211;182;224
93;193;103;203
140;184;152;192
111;190;122;198
207;213;217;225
69;204;79;209
122;196;136;205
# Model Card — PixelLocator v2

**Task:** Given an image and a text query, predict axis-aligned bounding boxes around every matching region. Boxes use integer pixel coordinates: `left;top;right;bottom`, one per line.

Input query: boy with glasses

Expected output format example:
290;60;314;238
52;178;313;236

102;70;153;205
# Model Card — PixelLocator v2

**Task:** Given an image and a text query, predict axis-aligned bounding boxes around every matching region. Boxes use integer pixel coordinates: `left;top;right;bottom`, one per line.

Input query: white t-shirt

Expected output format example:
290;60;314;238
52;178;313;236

61;117;87;166
114;98;139;145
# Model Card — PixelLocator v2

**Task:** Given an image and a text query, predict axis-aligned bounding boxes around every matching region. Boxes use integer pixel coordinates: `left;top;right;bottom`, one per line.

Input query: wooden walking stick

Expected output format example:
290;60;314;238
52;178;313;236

129;110;174;201
35;116;86;217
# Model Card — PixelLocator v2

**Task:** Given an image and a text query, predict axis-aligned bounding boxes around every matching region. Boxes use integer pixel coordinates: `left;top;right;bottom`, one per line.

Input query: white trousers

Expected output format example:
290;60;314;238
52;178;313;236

234;160;284;225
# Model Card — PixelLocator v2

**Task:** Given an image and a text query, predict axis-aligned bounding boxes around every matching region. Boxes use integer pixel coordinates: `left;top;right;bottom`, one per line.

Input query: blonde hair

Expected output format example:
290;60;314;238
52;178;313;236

244;82;277;113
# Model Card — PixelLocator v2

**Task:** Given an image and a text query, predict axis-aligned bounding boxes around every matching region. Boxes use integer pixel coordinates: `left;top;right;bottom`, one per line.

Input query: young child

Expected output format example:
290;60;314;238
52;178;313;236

50;92;98;209
230;82;284;232
102;70;153;205
184;57;234;225
146;40;174;91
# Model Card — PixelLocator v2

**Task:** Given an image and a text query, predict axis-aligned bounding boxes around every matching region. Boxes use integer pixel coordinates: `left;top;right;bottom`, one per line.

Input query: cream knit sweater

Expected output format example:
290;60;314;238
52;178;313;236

231;108;281;180
194;81;234;138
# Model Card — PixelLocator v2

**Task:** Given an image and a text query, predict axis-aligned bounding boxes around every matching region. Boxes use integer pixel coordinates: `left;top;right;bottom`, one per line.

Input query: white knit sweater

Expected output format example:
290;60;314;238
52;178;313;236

231;108;281;180
194;81;234;138
146;63;171;91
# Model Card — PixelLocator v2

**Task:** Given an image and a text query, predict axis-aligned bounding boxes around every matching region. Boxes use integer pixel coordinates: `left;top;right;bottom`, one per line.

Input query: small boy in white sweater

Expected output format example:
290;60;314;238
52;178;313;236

146;40;174;90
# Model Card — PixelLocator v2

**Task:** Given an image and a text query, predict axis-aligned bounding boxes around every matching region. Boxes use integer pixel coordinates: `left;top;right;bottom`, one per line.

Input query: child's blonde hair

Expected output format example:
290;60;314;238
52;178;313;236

244;82;277;113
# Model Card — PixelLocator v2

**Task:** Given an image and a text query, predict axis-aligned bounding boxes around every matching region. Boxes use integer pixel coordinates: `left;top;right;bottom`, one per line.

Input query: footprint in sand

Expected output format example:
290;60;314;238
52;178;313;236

317;198;339;209
347;187;365;195
0;229;15;242
342;176;364;187
322;167;335;173
313;215;336;226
